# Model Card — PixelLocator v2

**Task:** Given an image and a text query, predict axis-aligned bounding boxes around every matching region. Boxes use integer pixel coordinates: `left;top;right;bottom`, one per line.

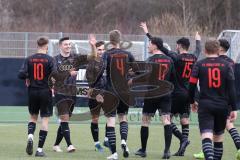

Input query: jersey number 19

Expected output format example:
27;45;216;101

208;68;221;88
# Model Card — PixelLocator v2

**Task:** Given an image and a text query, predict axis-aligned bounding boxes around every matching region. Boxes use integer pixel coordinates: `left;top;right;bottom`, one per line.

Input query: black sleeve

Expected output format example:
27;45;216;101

164;50;178;62
49;57;57;73
169;63;179;88
193;88;200;103
193;40;201;59
227;65;237;110
128;53;135;62
18;58;28;80
146;33;153;40
85;61;95;88
73;54;88;70
188;63;199;104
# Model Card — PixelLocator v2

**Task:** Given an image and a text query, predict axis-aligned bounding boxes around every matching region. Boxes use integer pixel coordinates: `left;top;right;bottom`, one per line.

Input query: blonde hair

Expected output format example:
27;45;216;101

205;39;220;55
109;30;121;45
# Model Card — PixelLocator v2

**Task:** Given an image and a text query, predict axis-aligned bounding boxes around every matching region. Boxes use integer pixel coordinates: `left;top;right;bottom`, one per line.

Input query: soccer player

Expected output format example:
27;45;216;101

102;30;135;160
52;37;96;153
134;36;176;159
86;36;106;152
218;39;240;159
189;39;237;160
18;36;55;157
194;39;240;159
140;22;201;156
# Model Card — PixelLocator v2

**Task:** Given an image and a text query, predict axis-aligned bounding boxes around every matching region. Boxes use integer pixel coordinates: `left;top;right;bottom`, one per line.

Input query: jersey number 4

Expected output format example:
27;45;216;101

34;63;44;80
208;68;221;88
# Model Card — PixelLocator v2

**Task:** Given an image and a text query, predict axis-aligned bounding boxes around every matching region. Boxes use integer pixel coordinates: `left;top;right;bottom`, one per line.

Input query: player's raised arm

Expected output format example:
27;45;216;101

88;34;97;60
73;34;98;68
193;31;202;58
140;22;170;57
140;22;153;40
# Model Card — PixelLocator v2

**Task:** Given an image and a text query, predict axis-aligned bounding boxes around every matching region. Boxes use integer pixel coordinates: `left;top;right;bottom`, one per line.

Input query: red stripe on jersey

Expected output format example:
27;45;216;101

189;77;198;84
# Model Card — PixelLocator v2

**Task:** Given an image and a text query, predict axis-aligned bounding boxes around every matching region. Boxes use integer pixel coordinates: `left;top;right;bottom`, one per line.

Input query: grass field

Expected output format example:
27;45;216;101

0;107;239;160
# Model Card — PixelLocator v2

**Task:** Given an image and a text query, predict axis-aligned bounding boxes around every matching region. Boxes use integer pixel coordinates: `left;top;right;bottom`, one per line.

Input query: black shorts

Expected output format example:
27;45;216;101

28;88;53;117
55;94;76;116
171;93;190;118
105;85;129;116
89;89;119;117
89;99;102;116
143;95;171;117
198;102;229;135
117;100;129;115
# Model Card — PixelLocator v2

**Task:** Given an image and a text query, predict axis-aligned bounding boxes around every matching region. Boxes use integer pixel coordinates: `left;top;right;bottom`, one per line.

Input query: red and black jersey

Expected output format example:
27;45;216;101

146;32;200;92
18;53;55;89
219;55;235;68
189;57;237;110
147;53;177;85
172;53;197;91
103;48;135;89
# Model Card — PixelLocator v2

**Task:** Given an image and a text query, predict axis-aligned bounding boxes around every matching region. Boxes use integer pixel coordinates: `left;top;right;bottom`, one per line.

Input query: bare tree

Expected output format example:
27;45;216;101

0;0;239;36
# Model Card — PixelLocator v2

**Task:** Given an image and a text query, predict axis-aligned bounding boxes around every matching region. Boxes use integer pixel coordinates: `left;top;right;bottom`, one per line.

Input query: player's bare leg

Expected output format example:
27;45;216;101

91;115;104;152
161;114;172;159
135;114;151;158
213;134;224;160
26;114;38;155
35;117;49;157
201;132;214;160
226;119;240;159
118;114;129;157
106;117;118;160
173;117;190;156
59;114;75;152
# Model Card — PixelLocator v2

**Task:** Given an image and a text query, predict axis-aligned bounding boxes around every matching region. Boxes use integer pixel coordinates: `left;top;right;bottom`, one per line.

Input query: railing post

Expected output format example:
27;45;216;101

24;32;28;57
58;32;63;39
144;35;148;60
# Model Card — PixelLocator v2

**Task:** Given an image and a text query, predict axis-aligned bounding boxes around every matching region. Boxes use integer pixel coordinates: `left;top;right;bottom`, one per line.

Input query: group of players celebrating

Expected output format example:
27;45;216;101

18;22;239;160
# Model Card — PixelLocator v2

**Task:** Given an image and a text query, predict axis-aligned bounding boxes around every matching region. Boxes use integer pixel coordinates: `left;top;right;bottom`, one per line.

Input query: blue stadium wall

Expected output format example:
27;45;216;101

0;58;240;109
0;58;88;107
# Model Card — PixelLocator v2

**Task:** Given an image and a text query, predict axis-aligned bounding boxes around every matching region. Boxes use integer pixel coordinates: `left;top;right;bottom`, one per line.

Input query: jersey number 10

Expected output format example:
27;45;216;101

208;68;221;88
34;63;44;80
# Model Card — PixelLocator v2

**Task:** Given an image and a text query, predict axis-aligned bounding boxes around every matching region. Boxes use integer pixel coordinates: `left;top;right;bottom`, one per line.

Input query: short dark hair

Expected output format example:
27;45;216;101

150;37;163;50
37;36;49;47
176;37;190;50
59;37;70;44
205;39;220;55
96;41;105;48
219;39;230;52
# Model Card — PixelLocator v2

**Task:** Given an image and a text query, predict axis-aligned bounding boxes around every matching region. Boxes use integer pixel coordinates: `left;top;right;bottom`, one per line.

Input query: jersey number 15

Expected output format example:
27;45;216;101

182;62;193;78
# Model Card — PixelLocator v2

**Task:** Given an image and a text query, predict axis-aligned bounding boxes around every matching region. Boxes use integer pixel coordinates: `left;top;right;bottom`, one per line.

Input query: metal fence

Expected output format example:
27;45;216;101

0;32;204;60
